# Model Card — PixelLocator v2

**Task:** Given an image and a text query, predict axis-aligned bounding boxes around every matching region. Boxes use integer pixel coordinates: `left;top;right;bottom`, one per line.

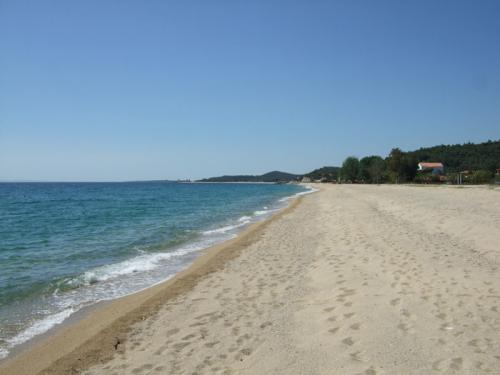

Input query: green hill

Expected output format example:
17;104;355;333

260;171;301;182
198;170;301;183
304;166;340;181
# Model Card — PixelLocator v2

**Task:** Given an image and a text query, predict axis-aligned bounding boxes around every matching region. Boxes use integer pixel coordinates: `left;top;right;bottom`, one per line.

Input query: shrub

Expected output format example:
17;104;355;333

471;170;493;184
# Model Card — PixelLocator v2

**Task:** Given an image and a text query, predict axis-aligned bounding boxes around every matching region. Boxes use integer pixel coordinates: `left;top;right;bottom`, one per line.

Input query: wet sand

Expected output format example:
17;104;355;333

2;184;500;374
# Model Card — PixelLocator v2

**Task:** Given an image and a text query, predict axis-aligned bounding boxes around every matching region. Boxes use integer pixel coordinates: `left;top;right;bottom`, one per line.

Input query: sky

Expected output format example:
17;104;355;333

1;0;499;181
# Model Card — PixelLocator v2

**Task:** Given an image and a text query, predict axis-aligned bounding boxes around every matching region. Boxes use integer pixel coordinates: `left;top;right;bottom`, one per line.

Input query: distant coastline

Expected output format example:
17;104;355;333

196;170;302;183
2;140;498;185
191;181;282;184
199;139;499;185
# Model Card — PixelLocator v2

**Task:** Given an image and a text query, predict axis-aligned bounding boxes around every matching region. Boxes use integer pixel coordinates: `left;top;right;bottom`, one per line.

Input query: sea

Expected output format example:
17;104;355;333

0;181;312;359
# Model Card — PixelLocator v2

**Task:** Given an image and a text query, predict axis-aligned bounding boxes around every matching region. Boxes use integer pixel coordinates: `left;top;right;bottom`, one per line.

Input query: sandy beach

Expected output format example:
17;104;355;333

2;184;500;374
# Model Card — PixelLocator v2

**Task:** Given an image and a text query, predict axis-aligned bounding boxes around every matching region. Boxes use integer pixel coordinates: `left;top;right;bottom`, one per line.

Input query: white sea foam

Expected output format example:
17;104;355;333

1;308;75;359
202;224;242;235
254;210;269;216
78;245;204;285
0;348;8;360
0;242;209;359
202;215;253;235
278;185;317;202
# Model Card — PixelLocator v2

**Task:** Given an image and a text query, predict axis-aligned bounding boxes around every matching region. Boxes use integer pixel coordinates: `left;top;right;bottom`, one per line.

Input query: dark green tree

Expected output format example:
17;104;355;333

360;156;386;183
471;170;493;184
341;156;360;182
386;148;418;182
408;140;500;173
402;154;418;181
387;148;405;183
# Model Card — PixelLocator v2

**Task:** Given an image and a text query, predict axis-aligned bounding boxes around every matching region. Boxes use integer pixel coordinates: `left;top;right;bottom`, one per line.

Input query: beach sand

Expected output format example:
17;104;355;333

2;184;500;374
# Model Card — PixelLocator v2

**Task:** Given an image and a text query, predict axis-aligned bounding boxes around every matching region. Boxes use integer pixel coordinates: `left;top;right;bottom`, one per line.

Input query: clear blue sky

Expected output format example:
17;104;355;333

1;0;499;181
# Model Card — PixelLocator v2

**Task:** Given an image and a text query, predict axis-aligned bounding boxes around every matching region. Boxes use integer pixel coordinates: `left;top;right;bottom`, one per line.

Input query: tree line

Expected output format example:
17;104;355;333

338;140;500;184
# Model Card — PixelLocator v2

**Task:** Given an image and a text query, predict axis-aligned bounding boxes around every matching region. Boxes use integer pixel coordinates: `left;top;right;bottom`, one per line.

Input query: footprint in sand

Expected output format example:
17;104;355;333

450;357;463;371
355;366;377;375
350;322;361;330
397;322;410;332
432;359;444;371
342;337;355;346
349;351;363;362
328;327;339;334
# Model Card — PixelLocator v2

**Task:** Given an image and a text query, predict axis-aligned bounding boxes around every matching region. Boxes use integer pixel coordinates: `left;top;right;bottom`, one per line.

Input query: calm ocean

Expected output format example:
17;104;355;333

0;181;311;358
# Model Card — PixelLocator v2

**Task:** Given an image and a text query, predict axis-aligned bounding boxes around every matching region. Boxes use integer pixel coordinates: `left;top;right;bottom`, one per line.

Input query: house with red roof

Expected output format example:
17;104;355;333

417;162;444;174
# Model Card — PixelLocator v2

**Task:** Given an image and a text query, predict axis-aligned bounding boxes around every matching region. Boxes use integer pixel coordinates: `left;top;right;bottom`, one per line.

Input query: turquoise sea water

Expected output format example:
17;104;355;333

0;181;310;358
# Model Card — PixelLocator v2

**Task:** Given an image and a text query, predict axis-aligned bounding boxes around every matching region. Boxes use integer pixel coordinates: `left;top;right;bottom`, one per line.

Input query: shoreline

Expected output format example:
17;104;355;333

3;183;499;374
0;191;308;375
78;183;499;374
0;183;312;363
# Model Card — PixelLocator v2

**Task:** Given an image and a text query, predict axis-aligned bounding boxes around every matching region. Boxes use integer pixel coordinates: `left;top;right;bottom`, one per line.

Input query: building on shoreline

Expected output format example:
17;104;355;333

417;162;444;174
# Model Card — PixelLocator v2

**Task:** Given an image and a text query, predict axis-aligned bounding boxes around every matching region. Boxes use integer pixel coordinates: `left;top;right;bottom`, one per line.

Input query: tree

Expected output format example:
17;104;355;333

341;157;360;182
402;154;418;182
387;148;404;183
387;148;418;183
471;170;493;184
408;140;500;173
360;156;386;183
